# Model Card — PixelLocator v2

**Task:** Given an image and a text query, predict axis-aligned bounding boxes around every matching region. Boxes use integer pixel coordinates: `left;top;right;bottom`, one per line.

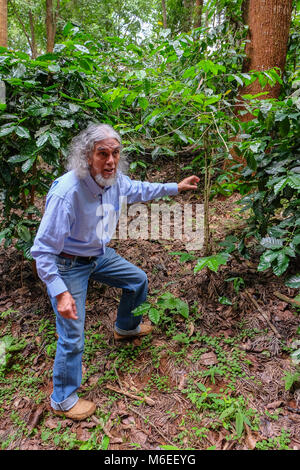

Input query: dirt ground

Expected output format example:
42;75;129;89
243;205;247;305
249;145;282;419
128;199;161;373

0;164;299;451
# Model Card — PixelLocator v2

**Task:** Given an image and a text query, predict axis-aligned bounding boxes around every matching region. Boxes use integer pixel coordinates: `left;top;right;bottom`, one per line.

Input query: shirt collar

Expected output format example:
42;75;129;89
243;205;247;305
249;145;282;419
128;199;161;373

82;172;111;197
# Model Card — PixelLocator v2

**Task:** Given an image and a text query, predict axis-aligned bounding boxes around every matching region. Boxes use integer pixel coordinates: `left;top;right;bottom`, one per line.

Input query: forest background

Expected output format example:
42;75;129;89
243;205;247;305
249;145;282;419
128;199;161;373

0;0;299;451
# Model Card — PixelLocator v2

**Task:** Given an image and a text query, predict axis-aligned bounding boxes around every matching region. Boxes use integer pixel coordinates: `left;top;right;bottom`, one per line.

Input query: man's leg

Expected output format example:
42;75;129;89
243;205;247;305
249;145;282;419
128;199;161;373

90;248;149;335
49;258;91;411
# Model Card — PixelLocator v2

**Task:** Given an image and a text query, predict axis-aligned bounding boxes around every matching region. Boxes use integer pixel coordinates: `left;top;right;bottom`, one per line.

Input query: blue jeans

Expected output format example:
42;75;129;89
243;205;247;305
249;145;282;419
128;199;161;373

49;247;148;411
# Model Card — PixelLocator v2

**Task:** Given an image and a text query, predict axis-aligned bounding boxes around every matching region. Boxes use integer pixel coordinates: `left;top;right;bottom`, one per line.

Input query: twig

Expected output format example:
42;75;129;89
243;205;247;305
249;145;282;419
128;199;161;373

106;384;155;406
128;405;177;447
244;289;281;338
287;407;300;414
211;112;230;154
273;291;300;308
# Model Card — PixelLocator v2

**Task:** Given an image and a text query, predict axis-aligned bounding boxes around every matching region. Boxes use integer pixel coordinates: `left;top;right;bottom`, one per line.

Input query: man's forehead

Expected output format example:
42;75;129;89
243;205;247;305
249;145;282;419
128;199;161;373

94;139;120;151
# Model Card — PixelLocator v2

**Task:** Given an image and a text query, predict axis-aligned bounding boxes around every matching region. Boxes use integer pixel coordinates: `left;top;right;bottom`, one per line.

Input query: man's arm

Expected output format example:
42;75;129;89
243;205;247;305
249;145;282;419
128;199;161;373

31;194;77;320
121;174;199;204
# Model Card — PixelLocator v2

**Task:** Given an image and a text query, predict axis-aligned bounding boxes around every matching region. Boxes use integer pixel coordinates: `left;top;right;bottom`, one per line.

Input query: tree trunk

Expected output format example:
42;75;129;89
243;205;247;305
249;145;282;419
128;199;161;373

29;11;37;59
239;0;293;119
46;0;60;53
0;0;7;47
161;0;167;29
182;0;193;32
194;0;203;29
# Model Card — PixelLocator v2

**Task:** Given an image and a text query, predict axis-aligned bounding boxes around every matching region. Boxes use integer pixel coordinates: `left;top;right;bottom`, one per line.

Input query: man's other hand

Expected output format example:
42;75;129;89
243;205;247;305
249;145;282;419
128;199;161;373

178;175;200;192
56;291;78;320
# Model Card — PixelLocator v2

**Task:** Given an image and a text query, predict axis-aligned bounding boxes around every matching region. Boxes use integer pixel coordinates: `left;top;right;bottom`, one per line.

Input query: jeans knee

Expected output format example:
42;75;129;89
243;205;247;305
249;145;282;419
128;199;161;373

136;269;148;290
72;338;84;355
58;335;84;356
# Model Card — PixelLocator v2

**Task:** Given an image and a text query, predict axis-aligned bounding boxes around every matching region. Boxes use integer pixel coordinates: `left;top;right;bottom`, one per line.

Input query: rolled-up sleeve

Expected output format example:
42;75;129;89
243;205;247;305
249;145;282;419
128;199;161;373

30;195;73;298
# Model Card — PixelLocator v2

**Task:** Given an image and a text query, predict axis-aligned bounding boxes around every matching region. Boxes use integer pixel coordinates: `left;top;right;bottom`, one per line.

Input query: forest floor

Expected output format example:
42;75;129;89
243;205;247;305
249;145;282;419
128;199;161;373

0;162;299;451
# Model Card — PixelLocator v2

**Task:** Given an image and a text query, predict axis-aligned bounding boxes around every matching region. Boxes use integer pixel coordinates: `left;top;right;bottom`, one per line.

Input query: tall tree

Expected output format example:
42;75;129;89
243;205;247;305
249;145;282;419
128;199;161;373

0;0;7;47
161;0;167;28
45;0;60;53
239;0;293;117
193;0;203;28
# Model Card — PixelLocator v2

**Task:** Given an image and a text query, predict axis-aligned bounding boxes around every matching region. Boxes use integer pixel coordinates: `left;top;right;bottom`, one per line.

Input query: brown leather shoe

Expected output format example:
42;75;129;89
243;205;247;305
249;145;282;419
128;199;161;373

53;399;96;421
114;323;153;340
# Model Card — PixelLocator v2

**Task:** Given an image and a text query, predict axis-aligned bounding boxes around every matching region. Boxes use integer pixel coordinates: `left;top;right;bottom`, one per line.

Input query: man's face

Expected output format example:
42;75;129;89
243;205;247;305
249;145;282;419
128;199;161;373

88;138;121;183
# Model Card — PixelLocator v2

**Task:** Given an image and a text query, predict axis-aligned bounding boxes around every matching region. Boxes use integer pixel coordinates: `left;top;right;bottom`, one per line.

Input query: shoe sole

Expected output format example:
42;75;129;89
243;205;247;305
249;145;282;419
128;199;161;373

53;405;96;421
114;331;152;340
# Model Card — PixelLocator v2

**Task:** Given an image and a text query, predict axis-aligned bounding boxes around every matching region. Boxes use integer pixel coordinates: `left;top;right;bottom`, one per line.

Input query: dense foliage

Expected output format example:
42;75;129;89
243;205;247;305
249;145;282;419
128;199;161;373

238;82;300;284
0;4;299;288
0;23;283;257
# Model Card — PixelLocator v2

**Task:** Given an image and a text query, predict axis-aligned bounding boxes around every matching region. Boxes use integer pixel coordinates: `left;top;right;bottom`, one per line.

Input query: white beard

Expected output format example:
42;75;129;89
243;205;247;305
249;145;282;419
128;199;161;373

95;171;119;187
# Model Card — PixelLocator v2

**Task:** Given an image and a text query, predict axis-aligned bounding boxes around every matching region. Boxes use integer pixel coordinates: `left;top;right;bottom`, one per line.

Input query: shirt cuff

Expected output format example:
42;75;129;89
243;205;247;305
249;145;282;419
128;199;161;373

47;277;68;298
164;183;178;196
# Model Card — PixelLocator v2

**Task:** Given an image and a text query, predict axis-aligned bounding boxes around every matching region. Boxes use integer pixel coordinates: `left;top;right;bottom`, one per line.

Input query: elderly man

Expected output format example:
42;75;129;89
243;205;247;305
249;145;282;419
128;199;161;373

31;123;199;420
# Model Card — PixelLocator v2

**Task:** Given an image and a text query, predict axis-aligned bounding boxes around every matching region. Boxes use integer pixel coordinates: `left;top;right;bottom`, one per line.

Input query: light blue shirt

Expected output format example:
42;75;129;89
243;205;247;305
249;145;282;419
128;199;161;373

31;170;178;298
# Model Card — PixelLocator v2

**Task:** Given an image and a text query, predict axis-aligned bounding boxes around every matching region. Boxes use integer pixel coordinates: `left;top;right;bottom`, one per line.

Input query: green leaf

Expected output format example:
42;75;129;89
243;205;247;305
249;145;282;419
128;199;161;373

17;225;31;242
204;94;222;107
219;406;235;420
279;117;290;137
196;382;207;392
8;154;29;164
148;308;160;324
232;74;244;86
69;103;81;113
54;119;74;128
218;296;232;305
194;252;230;274
273;177;288;195
260;237;283;250
0;125;16;137
84;100;101;108
174;129;189;144
48;64;61;73
285;274;300;288
292;234;300;246
273;252;289;276
175;299;189;319
63;22;73;37
15;126;30;139
36;132;49;147
257;250;278;271
138;97;149;110
132;302;151;316
287;175;300;190
101;435;110;450
74;44;90;54
160;445;180;450
22;158;35;173
235;412;244;438
48;133;60;149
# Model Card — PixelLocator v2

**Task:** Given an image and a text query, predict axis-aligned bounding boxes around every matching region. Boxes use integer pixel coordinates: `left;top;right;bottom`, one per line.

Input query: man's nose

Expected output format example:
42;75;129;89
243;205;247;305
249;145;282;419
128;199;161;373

107;153;114;166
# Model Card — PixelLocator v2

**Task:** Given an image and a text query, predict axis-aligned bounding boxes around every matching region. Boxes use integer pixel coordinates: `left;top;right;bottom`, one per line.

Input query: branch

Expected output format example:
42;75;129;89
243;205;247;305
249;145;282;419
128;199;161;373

273;291;300;308
128;405;177;447
244;289;281;338
106;384;155;406
9;0;33;54
212;112;230;154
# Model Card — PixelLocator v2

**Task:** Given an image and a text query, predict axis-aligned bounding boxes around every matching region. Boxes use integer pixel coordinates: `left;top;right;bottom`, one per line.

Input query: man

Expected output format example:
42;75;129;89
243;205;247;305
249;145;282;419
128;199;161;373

31;123;199;421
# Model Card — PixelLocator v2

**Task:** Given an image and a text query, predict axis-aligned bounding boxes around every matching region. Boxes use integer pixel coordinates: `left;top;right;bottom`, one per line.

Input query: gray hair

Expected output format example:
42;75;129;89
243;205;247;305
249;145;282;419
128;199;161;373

66;123;128;178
